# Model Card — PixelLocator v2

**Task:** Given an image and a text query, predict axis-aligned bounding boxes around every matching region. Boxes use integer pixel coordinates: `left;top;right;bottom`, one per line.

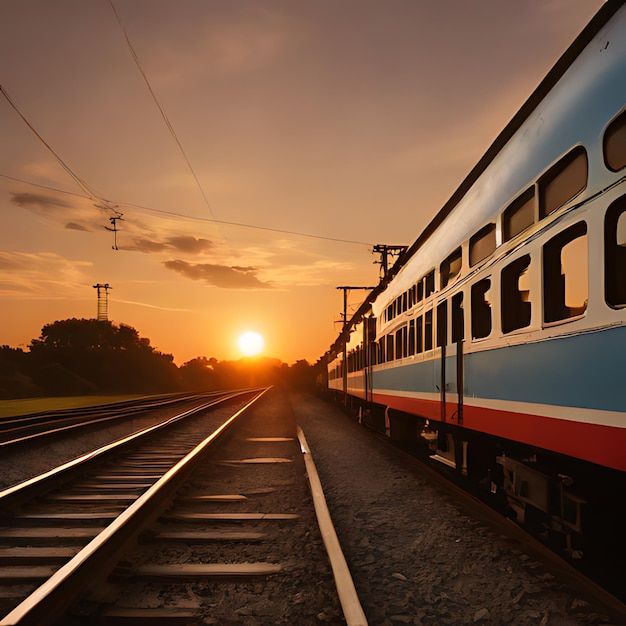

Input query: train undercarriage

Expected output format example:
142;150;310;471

326;388;625;593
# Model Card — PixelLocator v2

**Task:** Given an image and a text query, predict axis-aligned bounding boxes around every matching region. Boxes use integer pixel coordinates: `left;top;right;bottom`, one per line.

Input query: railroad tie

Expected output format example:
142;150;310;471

127;562;282;581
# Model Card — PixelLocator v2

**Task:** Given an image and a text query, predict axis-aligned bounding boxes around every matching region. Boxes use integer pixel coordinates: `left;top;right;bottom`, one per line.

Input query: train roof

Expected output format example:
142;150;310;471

326;0;625;361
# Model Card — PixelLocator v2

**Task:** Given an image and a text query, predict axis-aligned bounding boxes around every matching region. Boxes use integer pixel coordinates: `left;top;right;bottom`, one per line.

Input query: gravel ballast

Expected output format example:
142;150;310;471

290;392;612;625
0;389;616;624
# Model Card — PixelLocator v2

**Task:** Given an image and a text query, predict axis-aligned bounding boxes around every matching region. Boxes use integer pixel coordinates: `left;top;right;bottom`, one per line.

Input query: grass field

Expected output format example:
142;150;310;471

0;395;144;419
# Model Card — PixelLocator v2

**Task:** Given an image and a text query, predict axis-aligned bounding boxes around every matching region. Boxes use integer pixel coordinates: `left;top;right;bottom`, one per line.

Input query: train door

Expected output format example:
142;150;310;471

365;316;377;403
432;294;466;471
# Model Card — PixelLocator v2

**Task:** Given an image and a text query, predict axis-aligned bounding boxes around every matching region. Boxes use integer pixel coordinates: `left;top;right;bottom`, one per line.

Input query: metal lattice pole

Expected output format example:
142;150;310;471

92;283;112;321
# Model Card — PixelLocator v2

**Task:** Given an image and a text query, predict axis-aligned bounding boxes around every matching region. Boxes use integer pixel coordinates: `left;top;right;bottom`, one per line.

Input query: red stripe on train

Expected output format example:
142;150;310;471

372;393;626;472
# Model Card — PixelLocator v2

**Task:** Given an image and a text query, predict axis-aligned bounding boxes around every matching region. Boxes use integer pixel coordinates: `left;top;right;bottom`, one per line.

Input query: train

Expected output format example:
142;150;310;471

325;0;626;568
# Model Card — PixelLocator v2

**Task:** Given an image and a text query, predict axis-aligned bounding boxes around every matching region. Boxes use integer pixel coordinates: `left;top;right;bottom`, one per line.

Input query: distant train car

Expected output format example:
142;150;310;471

327;1;626;561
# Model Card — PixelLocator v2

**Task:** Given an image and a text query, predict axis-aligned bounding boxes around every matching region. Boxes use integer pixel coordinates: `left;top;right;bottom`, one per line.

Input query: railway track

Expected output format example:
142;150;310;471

0;389;365;625
0;392;224;448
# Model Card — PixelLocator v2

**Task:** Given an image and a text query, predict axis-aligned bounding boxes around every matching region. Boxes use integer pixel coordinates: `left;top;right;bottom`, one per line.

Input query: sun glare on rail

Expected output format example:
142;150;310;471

238;331;264;357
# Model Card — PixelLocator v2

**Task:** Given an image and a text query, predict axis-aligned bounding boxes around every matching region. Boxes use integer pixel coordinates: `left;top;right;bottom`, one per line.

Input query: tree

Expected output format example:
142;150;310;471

28;319;179;394
179;357;218;390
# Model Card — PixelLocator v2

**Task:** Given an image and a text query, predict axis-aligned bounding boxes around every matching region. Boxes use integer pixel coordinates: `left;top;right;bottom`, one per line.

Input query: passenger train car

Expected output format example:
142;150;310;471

326;1;626;563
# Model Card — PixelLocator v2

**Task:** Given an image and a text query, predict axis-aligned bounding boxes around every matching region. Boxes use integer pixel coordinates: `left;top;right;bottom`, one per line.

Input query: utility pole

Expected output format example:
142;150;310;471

372;244;407;279
105;215;124;250
336;285;375;406
92;283;112;321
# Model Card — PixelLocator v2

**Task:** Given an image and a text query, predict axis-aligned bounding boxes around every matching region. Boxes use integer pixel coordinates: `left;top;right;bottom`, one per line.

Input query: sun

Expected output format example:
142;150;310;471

238;331;264;357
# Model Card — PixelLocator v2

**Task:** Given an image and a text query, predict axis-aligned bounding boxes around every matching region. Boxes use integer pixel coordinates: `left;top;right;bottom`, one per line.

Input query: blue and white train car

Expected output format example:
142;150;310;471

327;0;626;556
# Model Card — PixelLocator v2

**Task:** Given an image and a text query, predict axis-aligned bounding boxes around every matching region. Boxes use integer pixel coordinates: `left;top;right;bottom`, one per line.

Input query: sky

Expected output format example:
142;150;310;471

0;0;605;365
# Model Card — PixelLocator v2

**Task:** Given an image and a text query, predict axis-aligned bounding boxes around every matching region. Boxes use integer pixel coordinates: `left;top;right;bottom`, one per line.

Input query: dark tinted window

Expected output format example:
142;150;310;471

543;222;588;323
424;310;433;351
501;255;531;333
538;147;587;219
451;292;464;343
424;271;435;297
436;301;447;347
469;224;496;266
440;248;462;289
605;196;626;308
416;315;423;353
604;110;626;172
408;319;416;356
503;188;535;241
471;278;492;339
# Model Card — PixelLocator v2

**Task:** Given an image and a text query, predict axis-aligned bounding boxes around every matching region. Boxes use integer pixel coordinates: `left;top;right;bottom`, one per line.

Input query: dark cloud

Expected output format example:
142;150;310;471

131;236;213;255
11;192;71;210
132;238;169;253
65;222;92;231
166;236;213;254
164;259;273;289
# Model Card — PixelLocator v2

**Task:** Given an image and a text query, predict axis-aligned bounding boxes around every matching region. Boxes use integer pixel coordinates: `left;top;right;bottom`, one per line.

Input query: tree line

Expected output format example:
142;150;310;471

0;318;319;399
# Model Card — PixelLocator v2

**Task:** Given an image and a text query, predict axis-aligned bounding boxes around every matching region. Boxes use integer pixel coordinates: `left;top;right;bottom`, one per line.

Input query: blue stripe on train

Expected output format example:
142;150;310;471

371;325;626;413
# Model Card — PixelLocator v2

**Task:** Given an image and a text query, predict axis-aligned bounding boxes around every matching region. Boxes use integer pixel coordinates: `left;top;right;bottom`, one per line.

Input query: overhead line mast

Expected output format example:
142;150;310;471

372;244;408;279
92;283;112;321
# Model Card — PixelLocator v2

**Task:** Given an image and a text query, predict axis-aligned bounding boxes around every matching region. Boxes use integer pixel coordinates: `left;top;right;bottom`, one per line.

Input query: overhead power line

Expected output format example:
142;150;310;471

108;0;217;223
2;85;97;204
0;173;375;246
0;84;122;220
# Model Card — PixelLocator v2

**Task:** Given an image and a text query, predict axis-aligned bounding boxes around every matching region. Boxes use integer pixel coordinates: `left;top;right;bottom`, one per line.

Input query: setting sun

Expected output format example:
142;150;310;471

238;331;264;357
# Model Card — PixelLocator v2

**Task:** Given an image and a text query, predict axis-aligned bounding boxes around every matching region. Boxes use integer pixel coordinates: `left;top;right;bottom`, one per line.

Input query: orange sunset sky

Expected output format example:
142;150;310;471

0;1;604;365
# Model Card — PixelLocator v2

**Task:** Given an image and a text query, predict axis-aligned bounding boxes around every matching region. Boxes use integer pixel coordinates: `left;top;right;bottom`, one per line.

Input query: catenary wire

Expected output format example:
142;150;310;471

1;85;100;204
108;0;218;224
0;173;375;247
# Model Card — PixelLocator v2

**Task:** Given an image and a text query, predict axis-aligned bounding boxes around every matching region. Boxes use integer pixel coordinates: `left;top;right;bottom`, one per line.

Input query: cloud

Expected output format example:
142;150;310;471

163;259;273;289
65;222;92;231
0;251;93;298
129;235;214;255
113;298;194;313
166;236;213;254
130;238;169;254
11;192;71;210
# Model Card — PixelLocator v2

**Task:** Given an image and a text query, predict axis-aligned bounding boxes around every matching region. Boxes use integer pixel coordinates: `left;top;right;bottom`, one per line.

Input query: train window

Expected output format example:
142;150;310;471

402;292;408;313
395;326;407;359
543;222;588;323
379;338;386;363
416;315;423;353
471;278;492;339
503;188;535;241
408;319;416;356
470;224;496;267
424;309;433;351
425;270;435;297
417;280;424;302
408;287;414;309
604;110;626;172
436;301;447;347
440;248;462;289
605;196;626;307
451;292;464;343
538;147;588;219
501;255;531;333
386;334;395;361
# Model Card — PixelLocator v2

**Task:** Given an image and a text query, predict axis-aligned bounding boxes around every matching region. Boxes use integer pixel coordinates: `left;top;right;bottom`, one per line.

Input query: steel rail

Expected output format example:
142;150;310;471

0;391;223;442
298;427;368;626
0;387;271;626
0;389;254;513
0;392;199;425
